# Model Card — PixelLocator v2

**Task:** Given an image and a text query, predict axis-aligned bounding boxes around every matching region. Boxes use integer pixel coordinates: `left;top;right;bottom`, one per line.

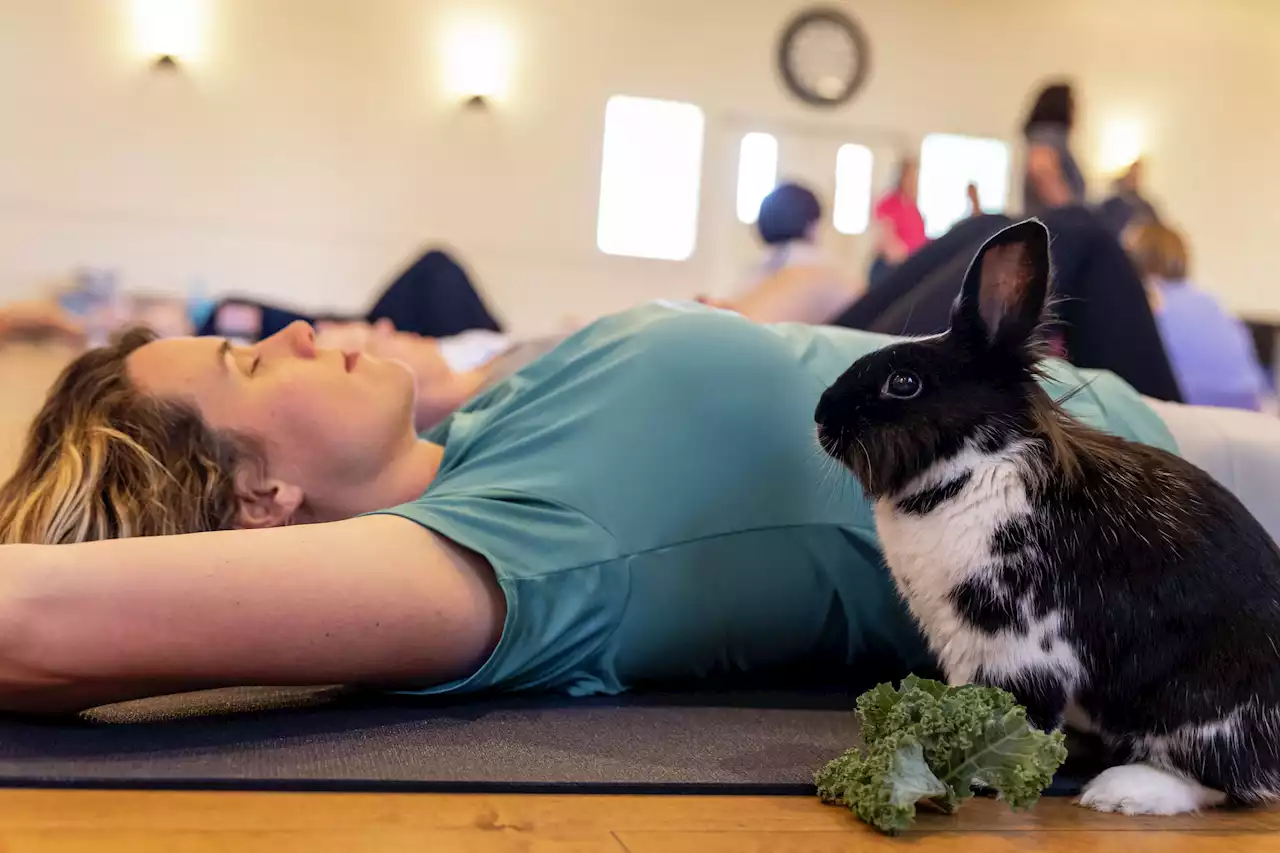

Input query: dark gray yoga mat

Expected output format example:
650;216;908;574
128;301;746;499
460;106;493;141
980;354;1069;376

0;686;1094;795
0;686;865;794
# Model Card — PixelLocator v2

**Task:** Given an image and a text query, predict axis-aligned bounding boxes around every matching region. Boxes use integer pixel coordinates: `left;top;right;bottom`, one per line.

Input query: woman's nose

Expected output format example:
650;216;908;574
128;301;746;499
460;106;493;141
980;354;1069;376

259;321;317;359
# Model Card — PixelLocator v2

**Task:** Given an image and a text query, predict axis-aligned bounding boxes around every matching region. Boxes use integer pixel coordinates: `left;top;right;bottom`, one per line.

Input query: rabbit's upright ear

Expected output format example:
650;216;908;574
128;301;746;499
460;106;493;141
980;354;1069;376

952;218;1052;351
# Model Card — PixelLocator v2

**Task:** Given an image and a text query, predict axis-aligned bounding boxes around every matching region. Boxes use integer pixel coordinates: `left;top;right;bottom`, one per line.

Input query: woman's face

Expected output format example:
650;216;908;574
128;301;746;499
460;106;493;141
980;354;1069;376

127;321;419;513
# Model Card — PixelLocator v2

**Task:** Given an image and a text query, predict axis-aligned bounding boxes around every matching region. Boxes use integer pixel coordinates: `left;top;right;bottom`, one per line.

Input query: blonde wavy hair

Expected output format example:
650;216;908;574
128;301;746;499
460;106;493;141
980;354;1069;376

0;328;262;544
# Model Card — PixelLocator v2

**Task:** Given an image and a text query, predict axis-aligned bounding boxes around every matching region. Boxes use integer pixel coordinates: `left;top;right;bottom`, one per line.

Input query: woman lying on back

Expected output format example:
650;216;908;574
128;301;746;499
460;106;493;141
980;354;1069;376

0;293;1272;714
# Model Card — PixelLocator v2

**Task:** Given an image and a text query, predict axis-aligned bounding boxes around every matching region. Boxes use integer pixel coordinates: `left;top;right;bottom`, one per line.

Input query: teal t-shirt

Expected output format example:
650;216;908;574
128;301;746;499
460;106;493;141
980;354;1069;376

374;302;1177;697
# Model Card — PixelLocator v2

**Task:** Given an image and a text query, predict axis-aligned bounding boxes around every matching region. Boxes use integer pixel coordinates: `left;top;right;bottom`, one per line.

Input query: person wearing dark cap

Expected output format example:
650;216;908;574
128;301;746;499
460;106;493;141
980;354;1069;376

700;183;863;324
755;182;824;267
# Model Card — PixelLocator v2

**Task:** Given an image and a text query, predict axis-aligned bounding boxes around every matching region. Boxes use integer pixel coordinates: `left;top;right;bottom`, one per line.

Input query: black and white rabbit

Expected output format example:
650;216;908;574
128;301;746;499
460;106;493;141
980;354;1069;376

814;218;1280;815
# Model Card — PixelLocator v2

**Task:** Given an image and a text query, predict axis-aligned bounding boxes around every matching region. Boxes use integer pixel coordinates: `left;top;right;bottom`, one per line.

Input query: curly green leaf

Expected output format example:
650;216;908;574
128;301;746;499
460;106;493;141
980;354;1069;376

817;677;1069;834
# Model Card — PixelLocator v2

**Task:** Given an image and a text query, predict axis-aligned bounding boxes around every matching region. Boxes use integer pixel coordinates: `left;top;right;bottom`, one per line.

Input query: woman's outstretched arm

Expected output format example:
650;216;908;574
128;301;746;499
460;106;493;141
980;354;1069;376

0;515;504;713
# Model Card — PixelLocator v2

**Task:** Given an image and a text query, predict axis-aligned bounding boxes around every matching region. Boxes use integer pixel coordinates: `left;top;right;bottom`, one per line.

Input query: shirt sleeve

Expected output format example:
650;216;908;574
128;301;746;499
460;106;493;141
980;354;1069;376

372;488;625;696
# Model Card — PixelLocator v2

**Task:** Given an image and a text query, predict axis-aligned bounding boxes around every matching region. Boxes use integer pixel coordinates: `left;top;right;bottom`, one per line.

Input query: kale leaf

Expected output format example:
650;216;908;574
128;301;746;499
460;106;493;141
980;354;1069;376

815;676;1068;834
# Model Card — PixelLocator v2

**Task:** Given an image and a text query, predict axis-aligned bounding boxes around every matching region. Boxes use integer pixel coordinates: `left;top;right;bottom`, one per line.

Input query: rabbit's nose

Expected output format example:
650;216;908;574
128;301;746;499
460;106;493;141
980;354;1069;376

814;388;835;426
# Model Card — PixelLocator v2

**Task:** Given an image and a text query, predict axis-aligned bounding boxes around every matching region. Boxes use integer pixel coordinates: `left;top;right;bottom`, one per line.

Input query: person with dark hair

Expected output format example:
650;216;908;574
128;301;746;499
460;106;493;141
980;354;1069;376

698;183;864;324
869;158;928;290
755;182;823;250
1023;81;1086;216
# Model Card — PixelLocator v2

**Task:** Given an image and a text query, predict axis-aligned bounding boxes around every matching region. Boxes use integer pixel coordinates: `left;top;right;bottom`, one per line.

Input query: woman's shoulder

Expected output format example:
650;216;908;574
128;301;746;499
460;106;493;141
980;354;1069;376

556;301;783;365
1156;284;1249;344
426;304;792;453
431;304;902;469
1158;282;1227;315
427;304;727;426
406;304;873;555
602;303;898;378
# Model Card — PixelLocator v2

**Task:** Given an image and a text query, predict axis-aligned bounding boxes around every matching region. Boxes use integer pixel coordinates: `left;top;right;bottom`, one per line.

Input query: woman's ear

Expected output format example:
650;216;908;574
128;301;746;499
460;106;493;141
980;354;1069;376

951;218;1052;351
233;467;304;529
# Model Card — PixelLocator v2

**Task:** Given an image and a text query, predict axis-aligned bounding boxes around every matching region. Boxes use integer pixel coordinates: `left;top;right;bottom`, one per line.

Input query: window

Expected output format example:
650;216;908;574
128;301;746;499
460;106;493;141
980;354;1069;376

596;96;706;261
917;134;1010;237
735;132;778;224
832;143;873;234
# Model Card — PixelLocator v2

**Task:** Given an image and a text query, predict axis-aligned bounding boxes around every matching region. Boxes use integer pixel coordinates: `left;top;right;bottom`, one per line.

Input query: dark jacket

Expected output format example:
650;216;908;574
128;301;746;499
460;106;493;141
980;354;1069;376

832;209;1182;402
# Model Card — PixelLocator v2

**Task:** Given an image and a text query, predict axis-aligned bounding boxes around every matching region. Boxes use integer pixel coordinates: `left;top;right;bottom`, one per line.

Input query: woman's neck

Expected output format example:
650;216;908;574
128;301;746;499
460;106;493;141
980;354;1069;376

415;369;488;431
304;440;445;524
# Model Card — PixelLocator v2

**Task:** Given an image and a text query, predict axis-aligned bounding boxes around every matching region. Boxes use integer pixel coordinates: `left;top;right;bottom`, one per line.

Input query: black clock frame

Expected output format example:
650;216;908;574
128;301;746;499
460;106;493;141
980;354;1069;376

777;7;870;109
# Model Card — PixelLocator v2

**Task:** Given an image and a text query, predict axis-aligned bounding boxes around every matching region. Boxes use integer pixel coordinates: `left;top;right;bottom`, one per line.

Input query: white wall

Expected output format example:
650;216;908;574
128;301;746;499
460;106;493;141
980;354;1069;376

1;0;1277;335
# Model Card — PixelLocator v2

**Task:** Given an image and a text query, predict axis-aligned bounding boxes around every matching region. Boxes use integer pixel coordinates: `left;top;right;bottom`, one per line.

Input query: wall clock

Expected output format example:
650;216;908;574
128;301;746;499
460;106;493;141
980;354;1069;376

777;7;870;108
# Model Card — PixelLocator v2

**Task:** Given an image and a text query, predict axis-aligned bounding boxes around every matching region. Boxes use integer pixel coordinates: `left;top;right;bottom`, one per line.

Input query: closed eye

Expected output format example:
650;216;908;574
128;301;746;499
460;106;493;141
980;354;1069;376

248;355;261;376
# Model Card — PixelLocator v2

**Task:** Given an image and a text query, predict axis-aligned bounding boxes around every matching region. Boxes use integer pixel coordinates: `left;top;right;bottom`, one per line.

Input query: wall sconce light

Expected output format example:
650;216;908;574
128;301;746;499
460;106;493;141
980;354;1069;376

1099;118;1145;176
441;17;513;108
133;0;207;70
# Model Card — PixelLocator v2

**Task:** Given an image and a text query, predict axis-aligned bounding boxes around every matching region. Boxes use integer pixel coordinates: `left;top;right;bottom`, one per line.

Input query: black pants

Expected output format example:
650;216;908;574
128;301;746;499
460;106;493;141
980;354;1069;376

868;256;895;291
199;249;503;340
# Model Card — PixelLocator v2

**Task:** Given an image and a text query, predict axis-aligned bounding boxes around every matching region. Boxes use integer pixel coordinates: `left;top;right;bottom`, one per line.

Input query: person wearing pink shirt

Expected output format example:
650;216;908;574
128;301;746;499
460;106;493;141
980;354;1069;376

870;158;928;289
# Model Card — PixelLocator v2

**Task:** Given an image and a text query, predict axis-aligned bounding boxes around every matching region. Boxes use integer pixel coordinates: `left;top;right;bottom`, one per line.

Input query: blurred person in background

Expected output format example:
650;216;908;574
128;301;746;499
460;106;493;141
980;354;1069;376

1126;221;1269;411
199;249;503;344
0;300;85;344
869;157;929;289
751;182;825;277
1100;159;1161;237
967;182;983;217
702;182;864;324
1023;81;1086;216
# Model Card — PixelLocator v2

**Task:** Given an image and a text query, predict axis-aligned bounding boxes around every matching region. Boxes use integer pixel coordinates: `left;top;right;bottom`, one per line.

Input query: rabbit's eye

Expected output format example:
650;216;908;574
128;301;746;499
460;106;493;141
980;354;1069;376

882;370;922;400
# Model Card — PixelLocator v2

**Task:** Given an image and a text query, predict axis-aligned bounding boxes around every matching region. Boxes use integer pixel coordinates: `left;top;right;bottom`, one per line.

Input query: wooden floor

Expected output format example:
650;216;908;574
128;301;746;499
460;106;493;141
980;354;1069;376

0;790;1274;852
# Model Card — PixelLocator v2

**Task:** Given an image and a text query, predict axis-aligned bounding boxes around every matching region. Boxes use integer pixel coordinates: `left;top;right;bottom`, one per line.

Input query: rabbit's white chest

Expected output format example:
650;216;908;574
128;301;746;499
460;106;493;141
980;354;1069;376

873;445;1081;687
